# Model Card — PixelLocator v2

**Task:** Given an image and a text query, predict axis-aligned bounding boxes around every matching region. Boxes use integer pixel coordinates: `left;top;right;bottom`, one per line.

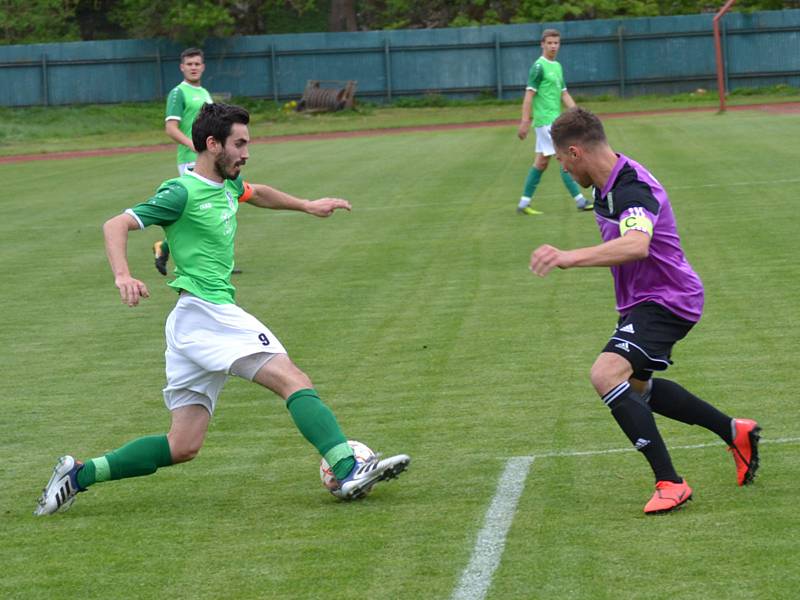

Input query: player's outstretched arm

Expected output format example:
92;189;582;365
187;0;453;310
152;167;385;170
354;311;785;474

247;183;351;217
529;244;572;276
530;230;650;277
103;213;150;307
562;90;577;110
303;198;352;217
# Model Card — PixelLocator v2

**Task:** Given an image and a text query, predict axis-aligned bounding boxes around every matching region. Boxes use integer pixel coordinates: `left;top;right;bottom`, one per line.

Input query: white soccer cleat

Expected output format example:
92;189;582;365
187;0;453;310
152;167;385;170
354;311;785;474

335;453;410;500
34;455;84;516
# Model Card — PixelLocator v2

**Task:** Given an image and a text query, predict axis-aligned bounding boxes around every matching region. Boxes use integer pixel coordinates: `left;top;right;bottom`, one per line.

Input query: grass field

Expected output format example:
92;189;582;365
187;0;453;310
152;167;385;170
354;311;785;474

1;108;798;599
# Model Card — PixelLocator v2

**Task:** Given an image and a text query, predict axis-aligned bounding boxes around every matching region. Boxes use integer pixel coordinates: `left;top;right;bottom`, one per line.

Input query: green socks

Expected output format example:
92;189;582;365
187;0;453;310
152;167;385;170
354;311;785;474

76;434;173;489
521;166;584;207
74;391;357;490
286;388;355;480
522;166;543;198
560;166;581;198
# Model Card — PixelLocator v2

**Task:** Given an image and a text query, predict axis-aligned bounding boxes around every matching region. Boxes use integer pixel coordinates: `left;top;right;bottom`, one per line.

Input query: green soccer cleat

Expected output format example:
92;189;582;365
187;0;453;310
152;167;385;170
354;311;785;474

517;206;543;216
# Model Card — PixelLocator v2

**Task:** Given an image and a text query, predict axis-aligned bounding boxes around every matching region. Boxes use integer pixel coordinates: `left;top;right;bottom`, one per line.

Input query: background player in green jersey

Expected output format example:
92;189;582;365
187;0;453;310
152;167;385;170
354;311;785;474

516;29;591;215
154;48;214;276
34;103;410;515
165;48;212;175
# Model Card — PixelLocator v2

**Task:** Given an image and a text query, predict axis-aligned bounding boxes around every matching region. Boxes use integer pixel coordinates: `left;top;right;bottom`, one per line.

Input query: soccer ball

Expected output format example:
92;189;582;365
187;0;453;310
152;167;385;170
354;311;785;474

320;439;375;493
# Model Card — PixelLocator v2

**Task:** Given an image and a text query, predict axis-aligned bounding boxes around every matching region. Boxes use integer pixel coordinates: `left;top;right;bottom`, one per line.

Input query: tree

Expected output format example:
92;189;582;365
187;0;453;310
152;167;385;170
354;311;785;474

107;0;321;40
0;0;79;45
74;0;127;40
1;0;797;45
108;0;235;45
330;0;358;31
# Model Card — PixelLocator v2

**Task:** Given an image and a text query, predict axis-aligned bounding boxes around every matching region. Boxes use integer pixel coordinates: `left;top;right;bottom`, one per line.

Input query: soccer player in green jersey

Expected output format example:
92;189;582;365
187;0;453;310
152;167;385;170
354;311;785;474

154;48;214;276
165;48;212;175
516;29;592;215
34;103;410;515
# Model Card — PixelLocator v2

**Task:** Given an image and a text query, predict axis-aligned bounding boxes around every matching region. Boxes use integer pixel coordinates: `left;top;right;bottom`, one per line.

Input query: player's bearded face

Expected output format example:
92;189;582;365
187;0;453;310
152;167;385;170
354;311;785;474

214;124;249;180
214;148;241;180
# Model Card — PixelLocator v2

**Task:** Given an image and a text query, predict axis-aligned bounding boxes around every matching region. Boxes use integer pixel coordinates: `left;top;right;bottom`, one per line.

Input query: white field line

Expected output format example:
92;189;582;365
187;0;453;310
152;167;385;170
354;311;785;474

451;456;534;600
524;435;800;460
453;436;799;600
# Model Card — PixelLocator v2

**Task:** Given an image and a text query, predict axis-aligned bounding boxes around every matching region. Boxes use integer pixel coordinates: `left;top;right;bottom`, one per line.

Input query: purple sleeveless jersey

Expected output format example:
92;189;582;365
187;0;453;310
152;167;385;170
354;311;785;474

592;154;704;322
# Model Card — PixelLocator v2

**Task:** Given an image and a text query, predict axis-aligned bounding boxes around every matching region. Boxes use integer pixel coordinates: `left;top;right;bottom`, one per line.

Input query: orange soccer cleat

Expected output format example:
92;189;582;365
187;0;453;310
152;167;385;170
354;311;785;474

728;418;761;486
644;480;693;515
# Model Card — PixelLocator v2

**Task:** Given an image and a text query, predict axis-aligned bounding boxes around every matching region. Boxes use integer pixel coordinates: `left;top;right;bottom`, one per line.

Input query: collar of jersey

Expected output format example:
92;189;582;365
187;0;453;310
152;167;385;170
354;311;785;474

599;153;627;199
187;169;224;188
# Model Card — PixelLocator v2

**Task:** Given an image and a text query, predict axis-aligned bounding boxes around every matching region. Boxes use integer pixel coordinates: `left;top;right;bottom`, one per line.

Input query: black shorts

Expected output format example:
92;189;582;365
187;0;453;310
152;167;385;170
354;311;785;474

602;302;695;381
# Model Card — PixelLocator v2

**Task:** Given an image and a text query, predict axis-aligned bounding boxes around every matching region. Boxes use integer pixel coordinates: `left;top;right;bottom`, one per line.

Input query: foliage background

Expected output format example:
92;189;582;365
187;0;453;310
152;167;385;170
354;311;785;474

2;0;799;45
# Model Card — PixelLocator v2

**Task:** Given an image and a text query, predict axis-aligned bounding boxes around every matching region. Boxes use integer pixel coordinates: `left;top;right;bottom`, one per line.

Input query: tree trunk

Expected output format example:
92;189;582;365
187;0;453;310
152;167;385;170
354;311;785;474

329;0;357;31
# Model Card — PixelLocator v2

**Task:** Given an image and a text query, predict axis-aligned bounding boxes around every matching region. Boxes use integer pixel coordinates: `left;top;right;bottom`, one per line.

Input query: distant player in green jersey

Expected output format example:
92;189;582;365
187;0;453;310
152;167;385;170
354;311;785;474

154;48;214;276
165;48;212;175
34;103;410;516
516;29;592;215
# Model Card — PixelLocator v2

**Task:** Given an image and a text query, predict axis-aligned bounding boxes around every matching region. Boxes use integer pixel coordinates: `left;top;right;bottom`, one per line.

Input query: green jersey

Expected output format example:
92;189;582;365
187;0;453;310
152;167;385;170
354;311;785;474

526;57;566;127
165;81;213;165
127;171;253;304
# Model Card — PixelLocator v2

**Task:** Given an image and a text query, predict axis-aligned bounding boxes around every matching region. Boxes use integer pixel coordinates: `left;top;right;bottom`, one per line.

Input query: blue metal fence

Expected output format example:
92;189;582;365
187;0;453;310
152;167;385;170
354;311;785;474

0;9;798;107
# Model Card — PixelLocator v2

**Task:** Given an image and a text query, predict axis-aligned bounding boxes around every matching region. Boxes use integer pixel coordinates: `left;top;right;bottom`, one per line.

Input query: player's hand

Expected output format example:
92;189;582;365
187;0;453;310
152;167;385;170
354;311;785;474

530;244;570;277
517;119;531;140
115;275;150;307
306;198;352;217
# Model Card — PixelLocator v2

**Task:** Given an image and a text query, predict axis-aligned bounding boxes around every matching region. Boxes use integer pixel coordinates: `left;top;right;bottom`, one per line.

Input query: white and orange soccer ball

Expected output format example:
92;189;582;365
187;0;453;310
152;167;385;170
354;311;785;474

320;440;375;493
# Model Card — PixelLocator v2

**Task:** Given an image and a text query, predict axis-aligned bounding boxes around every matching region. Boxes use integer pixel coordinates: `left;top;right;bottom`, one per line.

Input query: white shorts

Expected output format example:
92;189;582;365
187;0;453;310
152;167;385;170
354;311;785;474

534;125;556;157
163;293;287;414
177;162;195;176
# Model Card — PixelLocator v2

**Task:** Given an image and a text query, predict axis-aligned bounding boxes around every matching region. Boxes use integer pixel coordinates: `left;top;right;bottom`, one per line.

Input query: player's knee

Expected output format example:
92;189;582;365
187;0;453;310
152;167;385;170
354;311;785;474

589;361;620;396
283;370;314;398
590;354;634;397
168;436;204;464
589;364;608;395
254;354;313;398
171;444;201;464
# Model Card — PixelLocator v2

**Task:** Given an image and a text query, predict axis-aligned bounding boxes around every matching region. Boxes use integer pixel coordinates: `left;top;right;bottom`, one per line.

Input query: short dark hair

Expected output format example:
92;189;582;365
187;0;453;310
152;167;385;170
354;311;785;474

180;48;204;62
551;107;607;150
192;103;250;152
541;29;560;42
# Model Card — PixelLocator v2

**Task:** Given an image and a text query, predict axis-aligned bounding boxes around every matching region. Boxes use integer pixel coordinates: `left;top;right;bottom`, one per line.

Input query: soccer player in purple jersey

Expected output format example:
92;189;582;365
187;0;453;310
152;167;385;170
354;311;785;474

529;107;761;514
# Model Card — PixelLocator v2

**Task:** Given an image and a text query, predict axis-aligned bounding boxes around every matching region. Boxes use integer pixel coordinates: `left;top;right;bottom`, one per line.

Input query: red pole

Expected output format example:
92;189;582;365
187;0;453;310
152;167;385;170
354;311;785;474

713;0;737;112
